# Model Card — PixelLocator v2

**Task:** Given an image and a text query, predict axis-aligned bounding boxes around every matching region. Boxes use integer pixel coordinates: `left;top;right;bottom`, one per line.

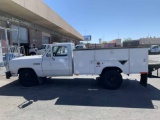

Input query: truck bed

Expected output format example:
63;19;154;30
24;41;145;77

73;48;148;75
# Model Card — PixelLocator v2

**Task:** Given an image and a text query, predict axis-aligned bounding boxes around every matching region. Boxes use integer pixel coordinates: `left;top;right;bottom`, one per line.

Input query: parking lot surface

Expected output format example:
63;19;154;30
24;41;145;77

0;73;160;120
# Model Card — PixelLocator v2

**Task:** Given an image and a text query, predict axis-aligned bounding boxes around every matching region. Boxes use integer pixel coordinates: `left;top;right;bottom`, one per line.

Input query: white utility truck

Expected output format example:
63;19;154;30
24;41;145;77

6;43;148;90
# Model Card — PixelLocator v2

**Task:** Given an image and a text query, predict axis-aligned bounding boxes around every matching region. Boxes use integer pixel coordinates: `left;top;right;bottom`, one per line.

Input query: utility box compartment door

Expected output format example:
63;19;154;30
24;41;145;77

94;49;129;74
129;48;148;73
73;50;94;74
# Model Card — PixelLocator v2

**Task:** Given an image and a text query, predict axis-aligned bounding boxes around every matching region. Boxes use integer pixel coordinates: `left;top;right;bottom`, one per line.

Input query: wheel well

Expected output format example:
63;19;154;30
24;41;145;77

18;68;35;74
100;67;123;76
29;52;36;55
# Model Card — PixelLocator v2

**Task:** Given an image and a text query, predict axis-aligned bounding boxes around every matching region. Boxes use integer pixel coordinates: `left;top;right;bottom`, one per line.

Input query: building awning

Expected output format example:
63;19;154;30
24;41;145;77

0;0;83;40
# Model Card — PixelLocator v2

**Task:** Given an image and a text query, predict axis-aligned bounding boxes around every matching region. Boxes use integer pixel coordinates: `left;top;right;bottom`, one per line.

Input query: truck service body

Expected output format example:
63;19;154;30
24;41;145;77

7;43;148;89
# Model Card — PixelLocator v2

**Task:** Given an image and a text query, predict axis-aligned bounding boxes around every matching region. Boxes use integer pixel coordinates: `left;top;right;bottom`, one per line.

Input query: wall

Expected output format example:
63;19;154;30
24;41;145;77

29;28;42;48
139;38;160;45
123;38;160;47
109;39;121;46
123;40;140;47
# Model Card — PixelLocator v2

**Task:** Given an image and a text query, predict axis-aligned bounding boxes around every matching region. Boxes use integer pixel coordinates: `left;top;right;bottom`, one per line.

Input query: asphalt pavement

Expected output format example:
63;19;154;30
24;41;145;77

0;73;160;120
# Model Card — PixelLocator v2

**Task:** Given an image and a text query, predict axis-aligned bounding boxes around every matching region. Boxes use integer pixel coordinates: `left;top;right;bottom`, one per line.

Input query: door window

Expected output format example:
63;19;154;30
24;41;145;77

52;46;68;56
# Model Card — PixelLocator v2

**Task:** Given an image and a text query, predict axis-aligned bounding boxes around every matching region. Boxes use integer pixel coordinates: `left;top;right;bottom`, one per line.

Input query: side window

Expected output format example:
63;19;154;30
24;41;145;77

52;46;68;56
53;46;58;54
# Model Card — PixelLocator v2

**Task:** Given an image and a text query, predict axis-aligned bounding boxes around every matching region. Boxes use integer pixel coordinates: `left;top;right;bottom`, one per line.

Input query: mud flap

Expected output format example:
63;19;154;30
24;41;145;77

140;74;148;87
5;71;11;79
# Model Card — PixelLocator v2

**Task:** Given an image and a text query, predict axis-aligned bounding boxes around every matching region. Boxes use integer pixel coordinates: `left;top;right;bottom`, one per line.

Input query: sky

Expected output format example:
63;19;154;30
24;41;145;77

43;0;160;43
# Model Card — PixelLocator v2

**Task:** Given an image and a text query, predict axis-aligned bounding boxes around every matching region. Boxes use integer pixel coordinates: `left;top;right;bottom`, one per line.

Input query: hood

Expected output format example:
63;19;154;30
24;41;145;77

12;55;42;61
9;55;43;69
9;55;43;65
8;55;43;74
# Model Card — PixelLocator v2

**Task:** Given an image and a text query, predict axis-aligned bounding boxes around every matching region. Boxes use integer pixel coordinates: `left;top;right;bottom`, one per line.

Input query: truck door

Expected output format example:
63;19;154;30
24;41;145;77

51;46;70;76
42;49;54;76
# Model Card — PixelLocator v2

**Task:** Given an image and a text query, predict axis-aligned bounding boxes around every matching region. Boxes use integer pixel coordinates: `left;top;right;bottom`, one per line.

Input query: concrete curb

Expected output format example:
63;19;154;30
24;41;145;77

0;67;6;76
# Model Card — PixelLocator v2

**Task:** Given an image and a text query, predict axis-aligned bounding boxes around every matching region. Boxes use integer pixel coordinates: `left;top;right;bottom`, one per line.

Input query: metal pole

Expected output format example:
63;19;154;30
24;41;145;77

5;29;9;71
18;21;20;56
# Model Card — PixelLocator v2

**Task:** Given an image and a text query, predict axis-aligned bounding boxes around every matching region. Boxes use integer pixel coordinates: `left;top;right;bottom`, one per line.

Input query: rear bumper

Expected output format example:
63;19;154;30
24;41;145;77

5;71;12;79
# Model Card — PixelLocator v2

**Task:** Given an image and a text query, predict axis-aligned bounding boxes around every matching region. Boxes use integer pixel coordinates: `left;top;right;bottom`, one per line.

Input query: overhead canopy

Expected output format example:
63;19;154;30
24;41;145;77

0;0;83;40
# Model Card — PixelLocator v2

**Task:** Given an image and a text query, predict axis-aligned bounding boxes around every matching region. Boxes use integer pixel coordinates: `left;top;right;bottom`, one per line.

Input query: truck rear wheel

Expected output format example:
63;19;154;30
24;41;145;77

19;69;38;87
101;70;123;90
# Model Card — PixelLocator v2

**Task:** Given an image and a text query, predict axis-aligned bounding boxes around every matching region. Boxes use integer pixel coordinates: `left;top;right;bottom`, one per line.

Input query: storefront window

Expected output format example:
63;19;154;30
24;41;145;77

11;25;28;44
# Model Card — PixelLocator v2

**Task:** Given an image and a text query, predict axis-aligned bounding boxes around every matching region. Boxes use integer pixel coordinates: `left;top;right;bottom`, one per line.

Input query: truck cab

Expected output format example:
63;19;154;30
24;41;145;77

8;43;74;77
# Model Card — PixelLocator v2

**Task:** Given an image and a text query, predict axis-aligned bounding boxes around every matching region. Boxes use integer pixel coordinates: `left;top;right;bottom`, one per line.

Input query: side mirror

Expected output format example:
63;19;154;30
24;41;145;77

46;53;51;57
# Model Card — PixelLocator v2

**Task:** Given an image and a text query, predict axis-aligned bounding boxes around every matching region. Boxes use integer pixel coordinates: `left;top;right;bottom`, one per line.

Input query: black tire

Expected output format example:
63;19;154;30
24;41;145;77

19;69;38;87
29;52;36;55
101;70;123;90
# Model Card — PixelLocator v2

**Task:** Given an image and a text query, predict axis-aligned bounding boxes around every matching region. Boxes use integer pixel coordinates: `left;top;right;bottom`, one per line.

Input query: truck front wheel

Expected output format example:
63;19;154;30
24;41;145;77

101;70;123;90
19;69;38;87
